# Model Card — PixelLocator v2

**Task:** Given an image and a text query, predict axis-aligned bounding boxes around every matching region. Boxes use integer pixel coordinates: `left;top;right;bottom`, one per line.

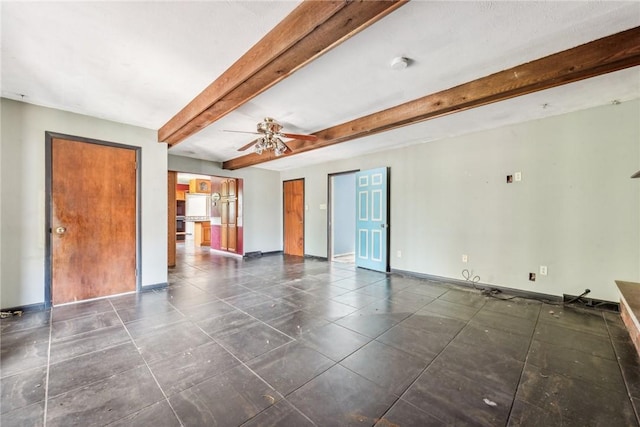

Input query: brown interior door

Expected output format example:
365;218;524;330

168;171;177;267
220;179;237;252
51;137;137;304
283;179;304;256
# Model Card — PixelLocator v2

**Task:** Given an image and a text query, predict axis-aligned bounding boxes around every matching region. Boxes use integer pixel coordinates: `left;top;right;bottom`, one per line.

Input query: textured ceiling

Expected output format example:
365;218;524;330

2;1;639;171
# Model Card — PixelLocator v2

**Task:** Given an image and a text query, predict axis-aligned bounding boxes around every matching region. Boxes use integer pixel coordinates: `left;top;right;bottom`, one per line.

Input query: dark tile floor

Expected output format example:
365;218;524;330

2;245;639;426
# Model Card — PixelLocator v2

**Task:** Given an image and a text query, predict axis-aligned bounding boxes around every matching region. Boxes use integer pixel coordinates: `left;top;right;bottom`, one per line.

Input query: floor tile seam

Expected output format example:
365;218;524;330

332;319;399;341
49;319;128;343
45;363;152;401
257;359;337;401
536;318;610;338
465;320;537;339
391;305;476;411
380;395;448;425
529;335;618;361
47;339;145;371
101;401;177;427
48;334;133;366
42;309;53;427
437;296;488;311
336;348;431;396
507;302;545;425
51;306;117;324
529;334;624;364
0;320;52;336
302;333;369;364
0;326;55;345
191;321;294;420
107;299;185;427
240;397;318;427
0;362;49;381
236;338;300;368
333;355;412;394
524;358;630;394
477;304;542;323
264;307;324;328
213;298;300;341
601;314;640;424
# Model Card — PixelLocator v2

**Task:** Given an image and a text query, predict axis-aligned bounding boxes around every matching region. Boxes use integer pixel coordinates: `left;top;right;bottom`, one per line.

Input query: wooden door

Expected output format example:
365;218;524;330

51;137;137;304
168;171;177;267
220;179;237;252
355;167;389;272
283;179;304;256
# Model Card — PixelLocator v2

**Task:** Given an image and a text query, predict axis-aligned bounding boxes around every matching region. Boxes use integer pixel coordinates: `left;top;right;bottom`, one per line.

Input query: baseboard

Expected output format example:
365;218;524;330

563;293;619;312
141;282;168;291
243;250;283;259
333;252;355;258
1;302;47;313
391;268;563;303
305;254;328;261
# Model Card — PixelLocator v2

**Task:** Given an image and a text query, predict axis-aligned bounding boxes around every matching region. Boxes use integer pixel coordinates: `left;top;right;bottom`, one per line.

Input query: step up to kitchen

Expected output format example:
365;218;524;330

616;280;640;356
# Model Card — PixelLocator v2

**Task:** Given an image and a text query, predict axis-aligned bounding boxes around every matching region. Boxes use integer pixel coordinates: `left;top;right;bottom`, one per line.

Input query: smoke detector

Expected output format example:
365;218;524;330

390;57;409;70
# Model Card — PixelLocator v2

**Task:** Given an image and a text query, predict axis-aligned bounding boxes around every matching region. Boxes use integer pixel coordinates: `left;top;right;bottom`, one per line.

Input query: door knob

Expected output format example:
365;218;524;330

55;226;66;235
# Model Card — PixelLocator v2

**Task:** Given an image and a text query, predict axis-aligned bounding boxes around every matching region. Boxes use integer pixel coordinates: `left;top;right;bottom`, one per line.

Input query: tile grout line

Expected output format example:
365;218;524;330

602;312;640;424
189;316;319;425
369;298;487;425
504;301;544;425
42;309;53;427
107;299;185;427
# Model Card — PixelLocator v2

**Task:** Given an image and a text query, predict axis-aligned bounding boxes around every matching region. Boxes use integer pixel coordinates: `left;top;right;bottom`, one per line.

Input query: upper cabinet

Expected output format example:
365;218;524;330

189;179;211;194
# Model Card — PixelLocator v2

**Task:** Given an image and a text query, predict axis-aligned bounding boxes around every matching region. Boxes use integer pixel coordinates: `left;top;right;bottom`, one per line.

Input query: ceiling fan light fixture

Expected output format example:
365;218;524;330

274;138;287;156
254;137;266;154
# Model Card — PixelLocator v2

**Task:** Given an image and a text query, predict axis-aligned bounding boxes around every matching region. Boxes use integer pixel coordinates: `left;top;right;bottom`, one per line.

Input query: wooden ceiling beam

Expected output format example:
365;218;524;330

223;26;640;170
159;0;408;146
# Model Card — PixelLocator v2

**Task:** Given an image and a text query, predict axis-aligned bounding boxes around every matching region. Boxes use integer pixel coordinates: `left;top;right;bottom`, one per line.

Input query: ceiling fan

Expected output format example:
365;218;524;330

224;117;317;156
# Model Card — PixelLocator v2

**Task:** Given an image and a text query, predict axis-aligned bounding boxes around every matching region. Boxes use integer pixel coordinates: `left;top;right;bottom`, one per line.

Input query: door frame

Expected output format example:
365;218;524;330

282;178;305;256
327;170;359;261
44;132;141;308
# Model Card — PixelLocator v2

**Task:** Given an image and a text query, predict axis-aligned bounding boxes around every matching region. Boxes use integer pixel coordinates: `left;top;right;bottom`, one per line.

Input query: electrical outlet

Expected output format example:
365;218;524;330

540;265;548;276
462;254;468;263
515;172;522;182
529;272;536;281
397;250;402;258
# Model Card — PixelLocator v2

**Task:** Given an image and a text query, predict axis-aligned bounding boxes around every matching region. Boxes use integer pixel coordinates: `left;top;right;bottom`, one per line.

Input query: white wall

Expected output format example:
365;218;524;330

281;101;640;302
168;155;282;254
0;98;168;308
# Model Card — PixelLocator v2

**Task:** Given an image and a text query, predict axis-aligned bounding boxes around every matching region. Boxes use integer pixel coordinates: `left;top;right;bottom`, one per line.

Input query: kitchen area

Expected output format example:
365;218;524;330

175;173;243;255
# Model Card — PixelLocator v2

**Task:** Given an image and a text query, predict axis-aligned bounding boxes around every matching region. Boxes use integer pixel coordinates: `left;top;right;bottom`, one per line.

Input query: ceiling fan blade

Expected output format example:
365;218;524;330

224;129;262;135
237;138;260;152
281;132;317;141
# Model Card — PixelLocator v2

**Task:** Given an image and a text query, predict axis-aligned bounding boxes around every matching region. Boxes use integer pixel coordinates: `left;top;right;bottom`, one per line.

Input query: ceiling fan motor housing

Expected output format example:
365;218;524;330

257;117;282;135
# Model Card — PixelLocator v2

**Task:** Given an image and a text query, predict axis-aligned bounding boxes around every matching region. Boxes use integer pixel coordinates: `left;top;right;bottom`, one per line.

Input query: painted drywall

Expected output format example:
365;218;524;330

0;98;168;308
332;173;356;256
281;100;640;302
168;155;282;254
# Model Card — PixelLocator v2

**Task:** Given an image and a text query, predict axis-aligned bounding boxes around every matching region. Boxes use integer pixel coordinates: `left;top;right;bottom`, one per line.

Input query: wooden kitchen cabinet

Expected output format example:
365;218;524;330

194;221;211;247
189;179;211;194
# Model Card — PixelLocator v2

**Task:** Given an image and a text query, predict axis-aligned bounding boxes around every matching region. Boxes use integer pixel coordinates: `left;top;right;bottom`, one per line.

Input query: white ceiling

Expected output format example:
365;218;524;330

2;1;639;171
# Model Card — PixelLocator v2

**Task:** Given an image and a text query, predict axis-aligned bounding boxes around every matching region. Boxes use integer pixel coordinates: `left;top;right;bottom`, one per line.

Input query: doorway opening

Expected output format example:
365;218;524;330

168;172;243;268
328;171;357;264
